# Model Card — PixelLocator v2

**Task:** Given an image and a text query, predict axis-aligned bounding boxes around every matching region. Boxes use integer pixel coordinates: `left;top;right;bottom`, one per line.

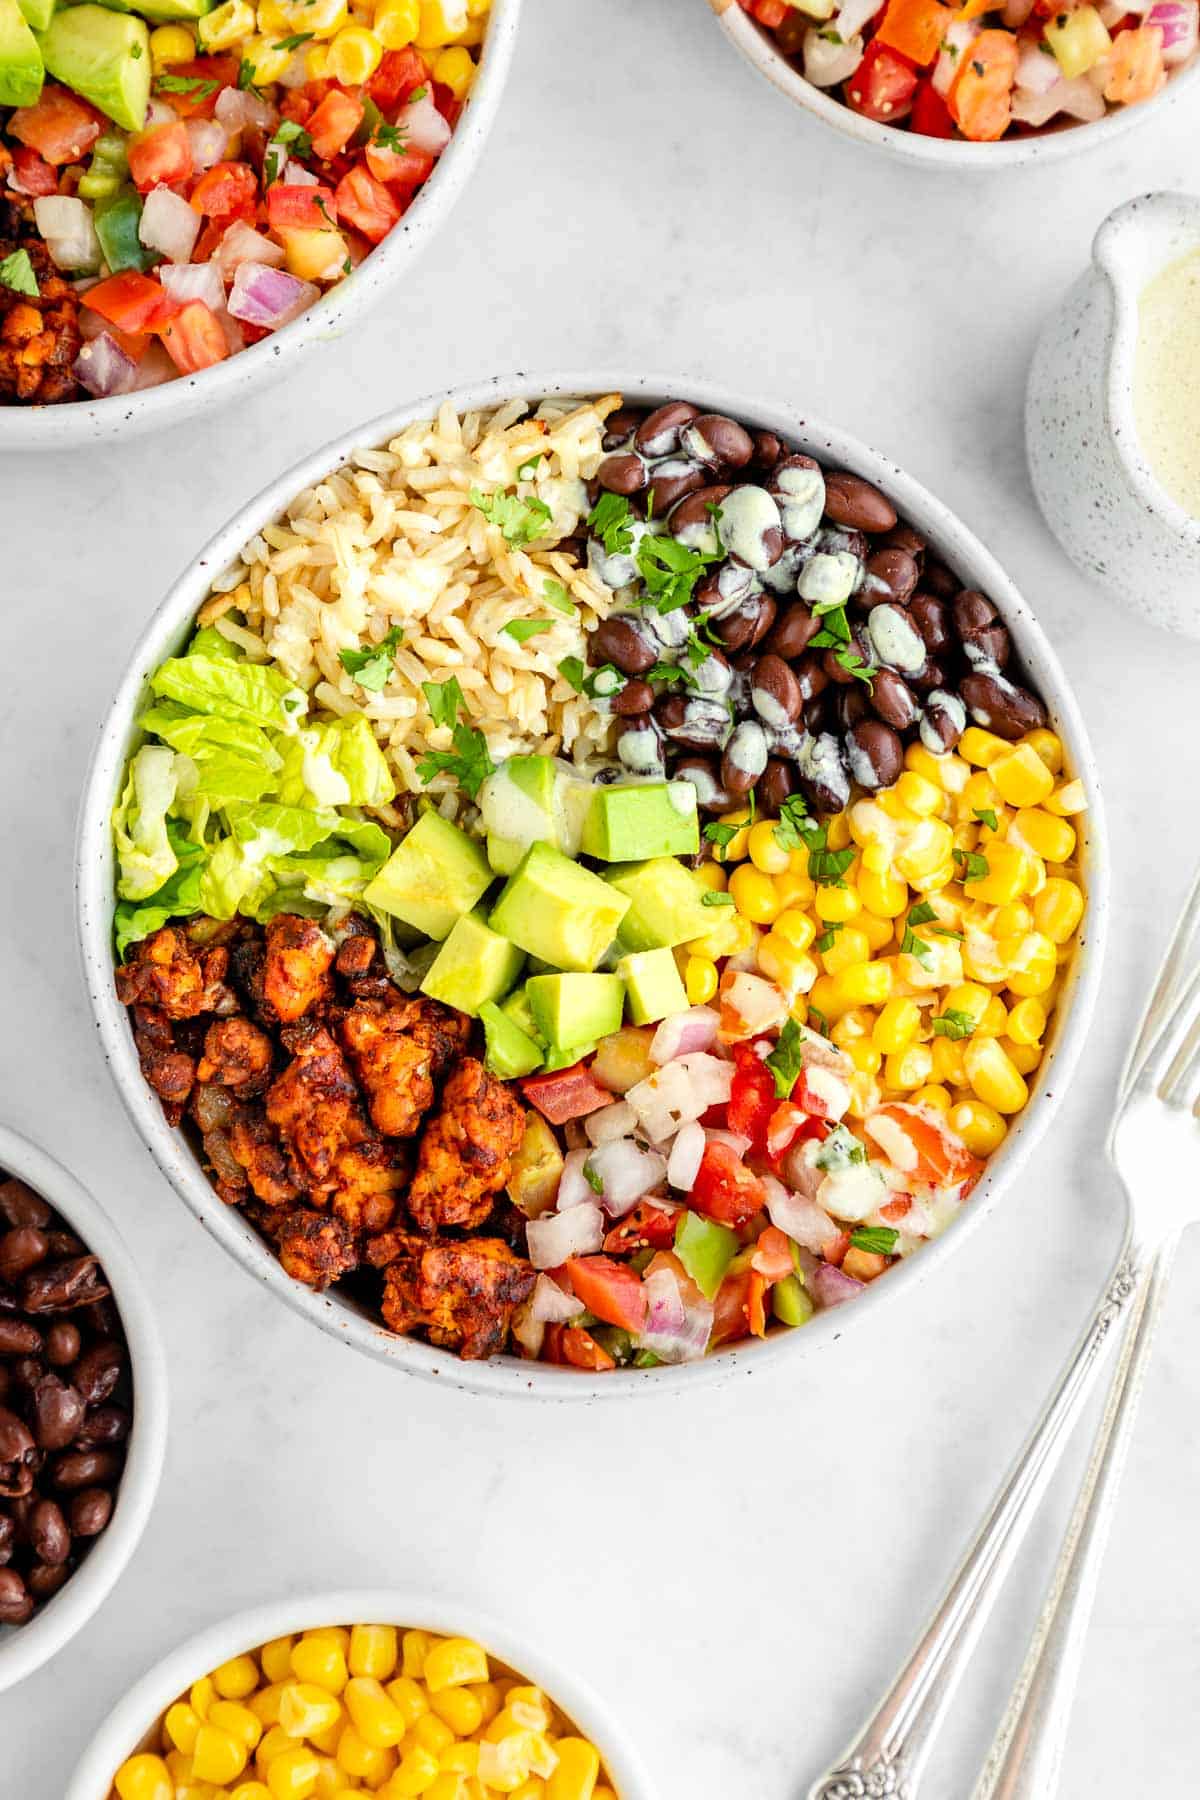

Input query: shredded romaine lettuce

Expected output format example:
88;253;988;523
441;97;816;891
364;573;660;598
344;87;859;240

113;745;181;901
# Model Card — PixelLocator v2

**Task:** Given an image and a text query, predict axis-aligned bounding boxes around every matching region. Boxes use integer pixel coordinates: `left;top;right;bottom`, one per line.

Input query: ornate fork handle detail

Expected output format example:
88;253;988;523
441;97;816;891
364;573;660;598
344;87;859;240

806;1238;1146;1800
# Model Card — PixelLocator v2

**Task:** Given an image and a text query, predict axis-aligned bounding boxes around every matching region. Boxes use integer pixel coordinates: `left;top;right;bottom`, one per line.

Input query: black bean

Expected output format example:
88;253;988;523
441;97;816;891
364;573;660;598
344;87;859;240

921;691;967;752
762;602;819;661
863;547;918;608
0;1513;12;1565
68;1487;113;1538
751;430;783;467
589;615;656;676
834;686;870;731
870;669;919;731
634;401;698;458
909;593;951;656
665;484;732;539
51;1449;122;1491
0;1568;33;1624
672;755;731;812
750;654;802;726
31;1376;85;1452
747;595;778;647
22;1257;110;1314
793;653;829;704
71;1342;125;1407
75;1405;130;1449
721;721;770;797
822;472;897;533
644;459;705;514
0;1182;50;1233
709;600;762;653
44;1323;79;1369
879;524;926;565
679;413;755;469
846;720;905;791
921;559;958;598
0;1319;41;1357
909;658;948;694
0;1229;47;1282
25;1562;71;1601
759;758;798;812
961;673;1047;740
596;452;646;495
610;679;653;717
602;407;644;450
29;1498;71;1567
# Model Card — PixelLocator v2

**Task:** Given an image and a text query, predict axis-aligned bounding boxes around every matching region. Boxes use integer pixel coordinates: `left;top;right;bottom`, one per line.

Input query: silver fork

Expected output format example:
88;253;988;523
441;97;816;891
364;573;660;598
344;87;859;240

806;874;1200;1800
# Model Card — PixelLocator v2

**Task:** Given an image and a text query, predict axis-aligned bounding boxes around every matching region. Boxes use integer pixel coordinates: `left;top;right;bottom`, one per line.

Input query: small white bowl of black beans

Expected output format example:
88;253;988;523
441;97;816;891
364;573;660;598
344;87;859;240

0;1122;167;1693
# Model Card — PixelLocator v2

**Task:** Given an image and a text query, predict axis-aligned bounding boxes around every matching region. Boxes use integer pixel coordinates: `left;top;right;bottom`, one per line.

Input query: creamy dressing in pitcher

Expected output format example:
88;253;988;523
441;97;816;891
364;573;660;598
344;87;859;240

1134;250;1200;519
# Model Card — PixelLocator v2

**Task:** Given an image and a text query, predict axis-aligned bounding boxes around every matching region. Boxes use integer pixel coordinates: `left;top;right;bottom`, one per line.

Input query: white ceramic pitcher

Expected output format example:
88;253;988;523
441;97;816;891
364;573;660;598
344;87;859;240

1027;191;1200;640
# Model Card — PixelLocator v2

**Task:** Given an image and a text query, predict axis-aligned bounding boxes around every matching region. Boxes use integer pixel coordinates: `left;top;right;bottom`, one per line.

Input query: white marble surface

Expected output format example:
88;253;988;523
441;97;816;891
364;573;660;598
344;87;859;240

3;2;1200;1794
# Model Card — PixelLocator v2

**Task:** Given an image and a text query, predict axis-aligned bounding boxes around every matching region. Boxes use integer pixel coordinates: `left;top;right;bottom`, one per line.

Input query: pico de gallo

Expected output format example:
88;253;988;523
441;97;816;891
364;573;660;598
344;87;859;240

738;0;1197;142
0;0;489;404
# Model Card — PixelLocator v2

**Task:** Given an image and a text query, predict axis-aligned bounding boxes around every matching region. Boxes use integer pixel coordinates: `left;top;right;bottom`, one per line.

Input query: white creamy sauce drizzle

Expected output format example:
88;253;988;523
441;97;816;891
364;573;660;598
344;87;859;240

797;550;858;606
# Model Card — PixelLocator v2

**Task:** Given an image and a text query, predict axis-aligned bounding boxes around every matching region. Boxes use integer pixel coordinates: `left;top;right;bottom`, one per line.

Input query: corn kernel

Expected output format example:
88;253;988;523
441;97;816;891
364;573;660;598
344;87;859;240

1034;878;1084;944
894;818;954;887
728;863;782;925
858;865;907;918
967;840;1034;905
342;1677;406;1749
775;863;817;910
421;1639;488;1694
257;1727;293;1772
819;924;868;976
683;954;718;1005
746;819;789;874
266;1745;322;1799
279;1684;343;1741
767;908;812;952
808;972;852;1023
441;1740;480;1773
194;1724;250;1785
1005;931;1057;997
1045;778;1087;816
912;1082;952;1113
415;0;466;44
963;1036;1028;1113
948;1097;1007;1155
832;959;892;1006
432;43;475;91
428;1685;483;1737
904;742;948;787
831;1006;874;1047
1010;807;1076;865
873;996;921;1054
262;1641;295;1685
1005;996;1046;1046
251;1687;287;1729
373;0;421;44
894;770;942;816
210;1703;263;1753
148;22;196;68
238;30;292;80
1022;727;1062;772
1001;1036;1041;1074
197;0;256;50
931;1034;967;1086
991;743;1055;808
856;910;893;952
975;994;1008;1037
941;981;991;1029
694;861;727;892
115;1756;174;1800
232;1784;274;1800
310;1757;344;1800
336;1724;396;1783
546;1737;601;1800
710;810;751;864
348;1625;398;1683
884;1042;934;1092
291;1638;348;1696
960;726;1010;767
327;21;383;80
846;1039;882;1075
509;1781;545;1800
167;1703;204;1756
813;883;860;924
388;1745;442;1795
191;1678;218;1722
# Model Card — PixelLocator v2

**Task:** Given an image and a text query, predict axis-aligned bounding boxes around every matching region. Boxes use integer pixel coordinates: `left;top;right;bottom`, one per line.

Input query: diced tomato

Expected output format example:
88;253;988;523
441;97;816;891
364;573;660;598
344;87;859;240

365;139;435;191
603;1200;679;1255
9;86;104;166
948;28;1018;140
84;272;181;336
644;1248;706;1307
691;1142;766;1230
159;301;229;374
520;1064;612;1125
794;1065;849;1121
750;0;789;22
845;40;920;123
564;1256;648;1335
280;89;317;129
157;57;237;118
823;1230;851;1268
1103;24;1166;104
710;1266;754;1347
750;1226;794;1284
367;47;429;113
880;1196;913;1224
10;145;58;196
727;1052;776;1152
867;1101;985;1189
765;1101;804;1161
308;88;365;160
334;165;401;244
266;182;338;231
543;1323;615;1372
127;121;193;194
431;81;461;127
910;78;957;136
876;0;954;66
190;160;259;219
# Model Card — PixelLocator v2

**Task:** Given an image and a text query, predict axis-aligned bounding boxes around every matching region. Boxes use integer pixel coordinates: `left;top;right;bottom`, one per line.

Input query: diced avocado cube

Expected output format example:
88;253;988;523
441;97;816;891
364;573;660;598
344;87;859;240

16;0;53;29
542;1040;596;1072
609;857;712;951
0;0;42;105
480;1001;543;1079
526;972;626;1050
92;0;215;19
480;755;561;875
501;984;544;1046
419;909;524;1017
364;810;492;942
617;947;688;1026
488;842;630;972
581;780;699;862
36;3;148;127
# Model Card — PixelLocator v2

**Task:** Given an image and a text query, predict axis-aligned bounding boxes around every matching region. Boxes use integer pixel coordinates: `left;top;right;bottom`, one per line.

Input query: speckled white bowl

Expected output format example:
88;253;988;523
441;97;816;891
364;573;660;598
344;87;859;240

65;1587;657;1800
0;0;520;450
709;0;1200;169
75;370;1108;1401
0;1122;168;1694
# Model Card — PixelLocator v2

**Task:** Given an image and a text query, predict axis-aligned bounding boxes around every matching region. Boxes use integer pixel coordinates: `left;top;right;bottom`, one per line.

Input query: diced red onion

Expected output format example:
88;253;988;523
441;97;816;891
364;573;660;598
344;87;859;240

722;971;788;1039
510;1299;543;1358
626;1052;734;1144
276;47;312;89
186;117;229;172
1010;73;1106;123
934;17;980;93
219;308;245;355
33;196;100;272
228;261;319;329
637;1267;713;1363
529;1274;582;1324
835;0;886;35
798;1027;853;1075
1147;0;1198;58
649;1006;719;1065
764;1175;840;1253
216;221;286;280
526;1202;604;1270
285;160;319;186
809;1263;866;1310
73;330;138;398
145;97;179;127
1002;0;1037;25
585;1101;637;1146
705;1128;751;1159
802;1065;851;1122
159;260;225;311
803;24;865;85
586;1139;668;1217
215;84;276;132
139;187;201;264
1015;42;1062;93
781;1136;825;1201
398;92;452;154
666;1120;706;1192
132;341;176;390
555;1149;594;1211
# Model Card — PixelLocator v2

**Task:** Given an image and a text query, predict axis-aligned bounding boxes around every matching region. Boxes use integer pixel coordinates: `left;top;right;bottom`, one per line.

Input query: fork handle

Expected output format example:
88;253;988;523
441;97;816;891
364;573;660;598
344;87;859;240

970;1235;1175;1800
807;1237;1147;1800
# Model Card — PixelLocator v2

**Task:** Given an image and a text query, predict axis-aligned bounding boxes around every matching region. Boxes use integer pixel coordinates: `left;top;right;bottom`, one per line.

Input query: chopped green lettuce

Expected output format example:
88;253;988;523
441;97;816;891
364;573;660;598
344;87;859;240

186;625;240;660
277;716;396;810
113;745;181;901
139;702;284;771
150;653;308;733
114;829;206;958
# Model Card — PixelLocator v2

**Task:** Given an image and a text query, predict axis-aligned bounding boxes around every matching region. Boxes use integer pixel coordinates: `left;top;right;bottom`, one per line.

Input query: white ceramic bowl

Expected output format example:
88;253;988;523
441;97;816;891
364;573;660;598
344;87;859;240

0;0;520;451
710;0;1200;169
75;370;1108;1401
65;1587;657;1799
0;1121;168;1694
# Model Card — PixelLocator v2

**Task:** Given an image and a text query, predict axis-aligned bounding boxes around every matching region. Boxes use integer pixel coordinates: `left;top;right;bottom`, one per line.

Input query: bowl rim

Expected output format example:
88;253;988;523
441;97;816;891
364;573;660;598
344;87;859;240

710;0;1200;169
63;1585;659;1799
74;367;1110;1402
0;1121;168;1694
0;0;522;450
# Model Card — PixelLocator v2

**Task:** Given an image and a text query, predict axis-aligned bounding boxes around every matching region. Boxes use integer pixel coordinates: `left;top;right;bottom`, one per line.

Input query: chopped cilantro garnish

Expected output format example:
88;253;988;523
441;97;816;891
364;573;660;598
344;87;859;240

422;676;464;731
557;657;622;699
275;30;315;49
646;661;693;691
502;618;553;645
275;118;312;154
817;25;844;40
907;901;938;926
701;889;734;908
806;839;855;888
338;624;404;691
373;121;406;152
0;249;38;298
809;603;852;649
154;73;219;97
835;646;876;687
587;492;634;557
765;1018;805;1100
850;1226;898;1256
973;807;999;831
515;452;544;480
807;1006;830;1038
773;794;811;853
932;1009;976;1040
636;532;718;614
416;722;494;800
900;901;937;967
470;486;552;548
583;1160;604;1195
236;58;262;93
542;579;576;617
342;256;352;275
814;923;843;954
409;83;429;100
644;484;657;520
954;848;990;882
703;820;739;853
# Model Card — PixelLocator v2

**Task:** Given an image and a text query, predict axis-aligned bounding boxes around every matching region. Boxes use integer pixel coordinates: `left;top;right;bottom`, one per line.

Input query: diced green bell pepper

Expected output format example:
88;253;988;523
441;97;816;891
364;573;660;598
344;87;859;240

94;190;148;273
772;1274;814;1328
674;1212;739;1301
77;129;128;200
590;1325;635;1366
